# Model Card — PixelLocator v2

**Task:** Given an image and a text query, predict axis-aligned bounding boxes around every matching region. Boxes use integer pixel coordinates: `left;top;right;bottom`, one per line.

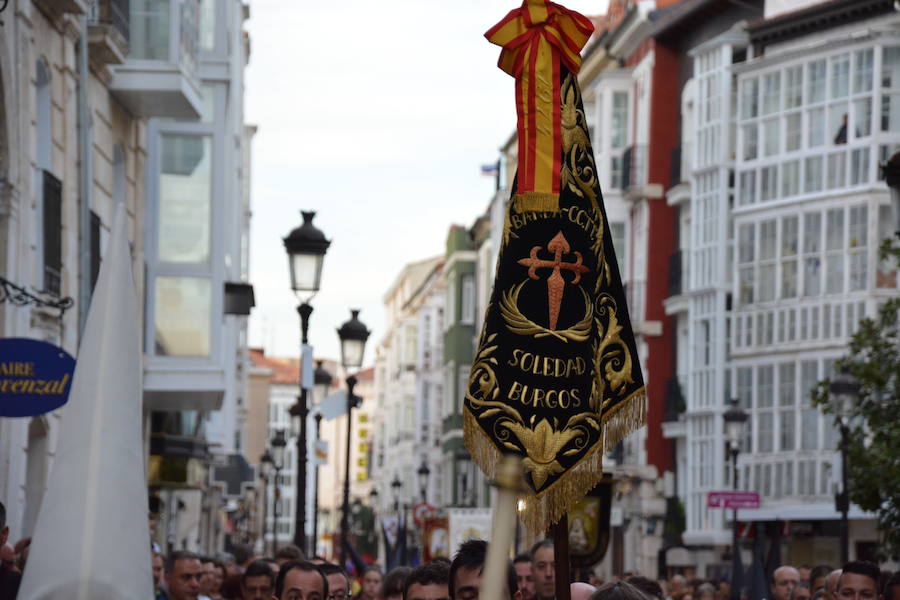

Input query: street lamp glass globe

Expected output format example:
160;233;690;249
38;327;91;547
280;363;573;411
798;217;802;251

313;360;333;406
723;398;748;449
259;451;273;479
271;429;288;469
829;368;860;420
417;462;430;493
337;310;370;369
283;211;330;294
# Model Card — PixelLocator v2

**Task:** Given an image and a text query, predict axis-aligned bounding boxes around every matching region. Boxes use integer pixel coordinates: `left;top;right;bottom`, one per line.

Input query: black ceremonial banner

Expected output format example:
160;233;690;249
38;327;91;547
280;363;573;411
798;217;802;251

464;70;645;533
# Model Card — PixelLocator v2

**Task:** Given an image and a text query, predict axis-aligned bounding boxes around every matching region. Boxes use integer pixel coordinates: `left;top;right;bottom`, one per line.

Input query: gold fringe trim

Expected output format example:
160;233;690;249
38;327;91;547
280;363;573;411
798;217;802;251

463;389;646;534
514;192;559;213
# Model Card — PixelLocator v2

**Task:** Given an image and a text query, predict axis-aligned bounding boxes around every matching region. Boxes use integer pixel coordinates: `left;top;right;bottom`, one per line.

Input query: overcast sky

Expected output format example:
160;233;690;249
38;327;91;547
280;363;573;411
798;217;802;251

245;0;609;364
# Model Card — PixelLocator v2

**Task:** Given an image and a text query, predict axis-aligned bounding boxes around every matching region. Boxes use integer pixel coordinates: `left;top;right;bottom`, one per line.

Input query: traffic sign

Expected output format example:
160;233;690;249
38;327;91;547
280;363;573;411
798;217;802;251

706;491;760;509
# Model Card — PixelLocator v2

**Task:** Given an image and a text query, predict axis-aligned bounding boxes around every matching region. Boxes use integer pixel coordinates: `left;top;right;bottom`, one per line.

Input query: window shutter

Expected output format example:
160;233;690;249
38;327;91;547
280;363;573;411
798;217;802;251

42;170;62;296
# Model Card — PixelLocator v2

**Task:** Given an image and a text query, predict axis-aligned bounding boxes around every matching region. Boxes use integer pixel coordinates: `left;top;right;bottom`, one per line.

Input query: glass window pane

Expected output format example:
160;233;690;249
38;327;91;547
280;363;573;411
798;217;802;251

808;107;825;147
803;258;821;297
881;46;900;90
763;72;781;114
854;48;873;93
130;0;171;60
783;216;799;256
805;156;823;193
808;59;826;103
741;77;759;119
760;220;776;260
851;148;870;185
761;166;778;201
853;97;872;138
739;223;755;262
830;54;850;99
785;113;802;151
849;252;867;291
825;255;844;293
612;92;628;149
739;267;754;305
159;135;212;264
881;94;900;132
764;119;780;156
759;264;775;302
849;205;868;248
739;171;756;205
782;160;800;197
200;0;216;50
758;365;774;407
782;261;797;298
827;152;847;189
786;66;803;108
780;410;795;451
830;102;849;144
804;213;822;253
155;277;211;357
826;208;845;250
743;124;758;160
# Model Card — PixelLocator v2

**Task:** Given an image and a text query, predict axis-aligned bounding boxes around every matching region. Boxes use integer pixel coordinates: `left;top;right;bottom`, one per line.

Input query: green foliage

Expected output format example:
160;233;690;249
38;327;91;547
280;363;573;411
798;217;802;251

811;238;900;561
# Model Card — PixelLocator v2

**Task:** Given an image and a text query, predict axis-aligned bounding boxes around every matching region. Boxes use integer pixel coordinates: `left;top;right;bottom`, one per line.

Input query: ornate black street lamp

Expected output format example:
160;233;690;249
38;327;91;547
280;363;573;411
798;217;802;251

337;309;370;565
723;397;748;600
882;150;900;238
283;210;331;552
829;367;859;565
311;360;333;557
259;450;274;555
270;429;287;553
417;462;431;503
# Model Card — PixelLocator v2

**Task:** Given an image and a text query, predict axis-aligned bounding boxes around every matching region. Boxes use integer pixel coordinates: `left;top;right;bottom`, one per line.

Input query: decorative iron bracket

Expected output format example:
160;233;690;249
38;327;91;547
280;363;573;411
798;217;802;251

0;275;74;317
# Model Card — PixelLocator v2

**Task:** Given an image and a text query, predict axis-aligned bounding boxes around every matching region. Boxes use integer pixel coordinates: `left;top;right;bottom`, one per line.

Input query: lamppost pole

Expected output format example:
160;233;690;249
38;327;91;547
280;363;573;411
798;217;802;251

283;210;331;554
724;398;748;600
312;411;323;556
260;450;273;556
340;374;357;566
311;360;332;558
271;429;287;554
829;367;858;565
293;302;312;552
336;309;370;566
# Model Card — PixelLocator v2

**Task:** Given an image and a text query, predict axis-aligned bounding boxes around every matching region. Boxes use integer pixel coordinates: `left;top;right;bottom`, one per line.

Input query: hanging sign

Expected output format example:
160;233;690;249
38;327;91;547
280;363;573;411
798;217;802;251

0;338;75;417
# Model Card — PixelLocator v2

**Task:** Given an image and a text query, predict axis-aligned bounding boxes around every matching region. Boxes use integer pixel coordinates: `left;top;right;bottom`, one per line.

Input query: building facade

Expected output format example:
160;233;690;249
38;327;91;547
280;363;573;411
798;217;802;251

0;0;255;556
662;0;894;573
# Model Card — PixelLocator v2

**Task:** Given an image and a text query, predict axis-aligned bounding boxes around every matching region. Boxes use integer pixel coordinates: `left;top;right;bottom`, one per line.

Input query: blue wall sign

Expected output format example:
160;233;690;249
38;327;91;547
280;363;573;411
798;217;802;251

0;338;75;417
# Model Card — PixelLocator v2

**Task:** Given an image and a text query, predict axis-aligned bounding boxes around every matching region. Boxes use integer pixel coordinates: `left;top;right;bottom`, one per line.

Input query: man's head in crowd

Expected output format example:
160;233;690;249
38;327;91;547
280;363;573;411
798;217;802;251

571;583;596;600
275;545;305;566
403;561;450;600
201;558;226;595
165;550;204;600
793;583;812;600
152;552;165;591
448;539;517;600
361;566;384;600
274;560;328;600
587;580;649;600
530;540;555;600
320;563;351;600
514;554;534;600
626;576;664;600
799;567;812;584
772;566;802;600
382;567;414;600
837;561;881;600
232;544;255;570
811;566;835;594
241;560;275;600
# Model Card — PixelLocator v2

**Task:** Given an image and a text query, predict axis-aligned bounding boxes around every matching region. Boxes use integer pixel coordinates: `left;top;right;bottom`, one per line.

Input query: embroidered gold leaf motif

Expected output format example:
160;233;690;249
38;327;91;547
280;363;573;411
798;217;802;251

499;418;580;490
499;281;592;342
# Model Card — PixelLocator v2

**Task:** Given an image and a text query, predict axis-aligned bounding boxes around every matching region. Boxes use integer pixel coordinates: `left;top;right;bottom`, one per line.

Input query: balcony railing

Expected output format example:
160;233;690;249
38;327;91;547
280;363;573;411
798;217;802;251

668;249;685;297
663;378;686;422
88;0;130;42
622;144;649;189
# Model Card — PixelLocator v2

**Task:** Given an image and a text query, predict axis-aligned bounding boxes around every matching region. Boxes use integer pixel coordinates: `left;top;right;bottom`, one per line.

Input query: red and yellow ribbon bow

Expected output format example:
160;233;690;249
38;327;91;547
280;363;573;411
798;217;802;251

486;0;594;212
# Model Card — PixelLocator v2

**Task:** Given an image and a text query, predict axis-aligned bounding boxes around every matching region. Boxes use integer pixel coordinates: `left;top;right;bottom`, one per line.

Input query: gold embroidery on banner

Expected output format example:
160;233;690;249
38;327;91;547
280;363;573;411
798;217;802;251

499;282;592;342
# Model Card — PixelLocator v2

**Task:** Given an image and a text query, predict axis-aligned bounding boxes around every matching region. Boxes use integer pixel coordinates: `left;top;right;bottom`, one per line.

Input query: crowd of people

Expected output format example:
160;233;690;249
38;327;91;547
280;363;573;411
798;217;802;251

2;498;899;600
